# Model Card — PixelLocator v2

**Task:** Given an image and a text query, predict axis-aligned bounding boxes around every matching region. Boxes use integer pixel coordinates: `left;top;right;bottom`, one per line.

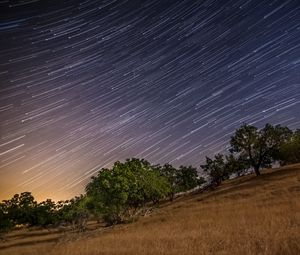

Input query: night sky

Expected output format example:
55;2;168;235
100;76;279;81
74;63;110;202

0;0;299;201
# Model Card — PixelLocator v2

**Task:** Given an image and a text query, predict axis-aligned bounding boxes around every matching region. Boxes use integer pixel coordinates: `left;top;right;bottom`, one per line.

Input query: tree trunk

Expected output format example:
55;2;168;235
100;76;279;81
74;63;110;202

254;166;261;176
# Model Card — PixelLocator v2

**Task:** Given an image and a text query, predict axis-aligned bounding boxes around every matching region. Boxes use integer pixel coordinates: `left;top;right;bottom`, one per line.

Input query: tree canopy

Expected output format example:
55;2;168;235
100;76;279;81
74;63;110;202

230;123;292;175
85;158;172;224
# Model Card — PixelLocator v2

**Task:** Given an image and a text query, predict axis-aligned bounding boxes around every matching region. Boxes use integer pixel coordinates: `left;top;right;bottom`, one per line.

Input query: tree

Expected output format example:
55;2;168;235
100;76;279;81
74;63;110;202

278;129;300;165
154;163;178;200
58;195;89;231
176;165;201;192
0;203;14;238
155;163;205;200
31;199;57;227
230;123;292;176
201;154;228;186
1;193;62;228
3;192;37;226
86;158;171;225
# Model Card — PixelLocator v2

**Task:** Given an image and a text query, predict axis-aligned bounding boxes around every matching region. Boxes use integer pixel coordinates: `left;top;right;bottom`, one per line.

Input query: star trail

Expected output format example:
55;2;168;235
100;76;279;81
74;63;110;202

0;0;299;201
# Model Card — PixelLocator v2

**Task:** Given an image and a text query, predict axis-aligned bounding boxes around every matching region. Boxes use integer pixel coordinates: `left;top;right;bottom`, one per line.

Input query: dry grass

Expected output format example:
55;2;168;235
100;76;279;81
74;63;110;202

1;164;300;255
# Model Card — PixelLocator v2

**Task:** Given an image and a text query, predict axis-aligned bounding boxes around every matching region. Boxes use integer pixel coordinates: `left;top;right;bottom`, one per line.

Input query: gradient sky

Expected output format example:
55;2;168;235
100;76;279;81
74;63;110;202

0;0;299;201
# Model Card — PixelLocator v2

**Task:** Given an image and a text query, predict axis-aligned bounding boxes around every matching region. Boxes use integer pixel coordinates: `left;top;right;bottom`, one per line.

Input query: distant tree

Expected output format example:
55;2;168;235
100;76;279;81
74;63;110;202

278;129;300;165
3;192;37;226
1;192;89;231
230;123;292;176
31;199;57;227
155;163;205;200
201;154;229;186
0;203;14;238
1;192;61;228
176;165;201;192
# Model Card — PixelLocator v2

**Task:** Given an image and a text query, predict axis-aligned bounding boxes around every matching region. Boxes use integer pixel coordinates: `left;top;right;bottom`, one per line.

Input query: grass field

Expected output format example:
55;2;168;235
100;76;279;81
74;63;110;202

1;164;299;255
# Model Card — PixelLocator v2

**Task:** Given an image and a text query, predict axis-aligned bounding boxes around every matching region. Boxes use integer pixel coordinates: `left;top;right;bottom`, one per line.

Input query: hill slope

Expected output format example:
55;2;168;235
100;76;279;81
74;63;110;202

1;164;300;255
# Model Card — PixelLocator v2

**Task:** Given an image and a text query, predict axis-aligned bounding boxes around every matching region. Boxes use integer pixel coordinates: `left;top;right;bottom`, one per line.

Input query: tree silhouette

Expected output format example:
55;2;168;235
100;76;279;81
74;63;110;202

230;123;292;175
201;154;228;186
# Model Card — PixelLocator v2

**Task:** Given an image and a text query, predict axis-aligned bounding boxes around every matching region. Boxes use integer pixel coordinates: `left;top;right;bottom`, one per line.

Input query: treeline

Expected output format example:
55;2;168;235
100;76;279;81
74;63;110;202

202;123;300;185
0;192;89;234
1;123;299;235
0;160;204;234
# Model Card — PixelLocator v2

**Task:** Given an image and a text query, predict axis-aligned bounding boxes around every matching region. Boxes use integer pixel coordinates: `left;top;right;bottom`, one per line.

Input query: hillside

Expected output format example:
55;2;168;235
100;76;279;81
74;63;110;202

1;164;299;255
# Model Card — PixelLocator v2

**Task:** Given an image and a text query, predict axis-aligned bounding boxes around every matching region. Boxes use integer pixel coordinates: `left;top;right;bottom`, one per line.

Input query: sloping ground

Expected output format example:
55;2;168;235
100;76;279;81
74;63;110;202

1;164;300;255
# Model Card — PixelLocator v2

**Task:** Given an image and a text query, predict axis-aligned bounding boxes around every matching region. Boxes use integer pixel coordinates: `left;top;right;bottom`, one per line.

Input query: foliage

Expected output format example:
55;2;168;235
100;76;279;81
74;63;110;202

230;123;292;175
2;192;37;226
0;192;89;232
225;154;249;177
0;159;203;229
154;163;204;199
86;158;171;225
154;163;178;200
278;129;300;165
0;203;14;237
201;154;228;186
58;195;89;231
176;165;201;192
30;199;57;226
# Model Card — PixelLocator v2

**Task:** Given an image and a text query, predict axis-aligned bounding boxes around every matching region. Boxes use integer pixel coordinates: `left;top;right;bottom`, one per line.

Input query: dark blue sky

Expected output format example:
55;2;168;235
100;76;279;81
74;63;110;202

0;0;299;201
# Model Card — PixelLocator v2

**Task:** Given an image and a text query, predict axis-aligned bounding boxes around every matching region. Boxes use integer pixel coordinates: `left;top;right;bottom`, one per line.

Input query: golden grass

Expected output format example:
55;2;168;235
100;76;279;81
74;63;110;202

1;164;300;255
